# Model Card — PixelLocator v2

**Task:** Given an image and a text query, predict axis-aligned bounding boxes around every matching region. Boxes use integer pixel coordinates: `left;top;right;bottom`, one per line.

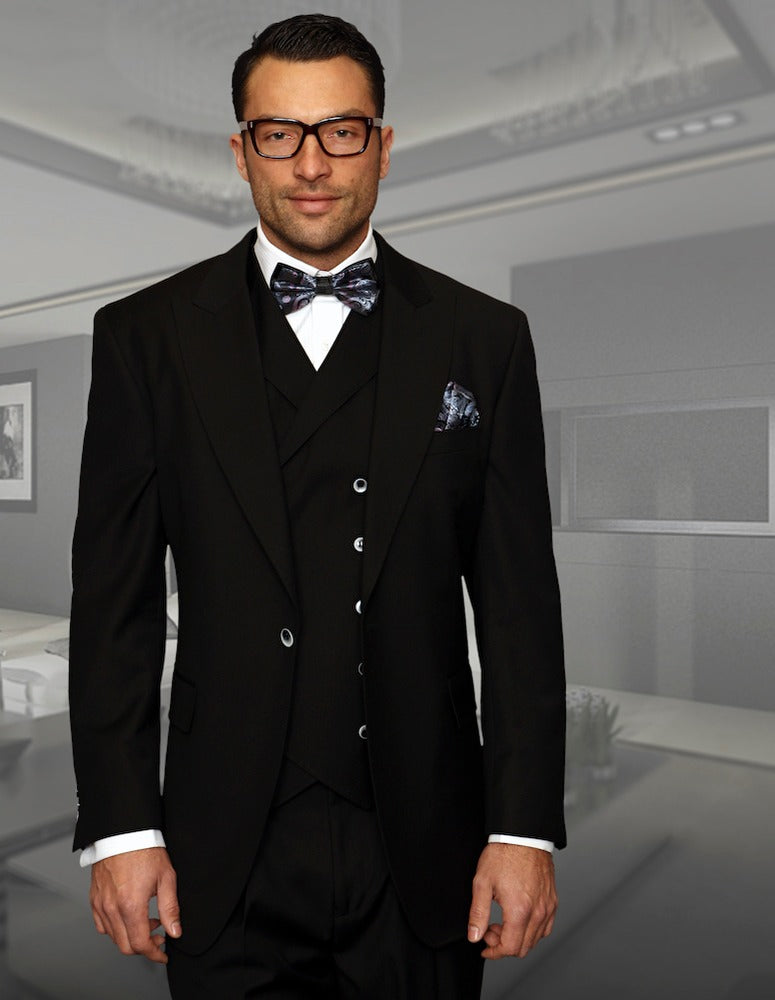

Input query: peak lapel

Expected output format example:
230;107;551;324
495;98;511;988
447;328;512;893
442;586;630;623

361;236;454;606
174;232;297;606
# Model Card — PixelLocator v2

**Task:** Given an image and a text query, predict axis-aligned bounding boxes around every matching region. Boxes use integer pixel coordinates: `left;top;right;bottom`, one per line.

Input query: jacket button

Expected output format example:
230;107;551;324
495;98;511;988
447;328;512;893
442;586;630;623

355;600;362;614
357;661;364;676
280;628;294;647
353;477;367;494
358;725;368;740
353;536;364;552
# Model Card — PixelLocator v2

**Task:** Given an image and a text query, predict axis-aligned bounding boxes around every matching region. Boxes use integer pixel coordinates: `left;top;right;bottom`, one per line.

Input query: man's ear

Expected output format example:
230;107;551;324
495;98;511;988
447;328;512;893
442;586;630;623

379;125;394;181
229;132;250;182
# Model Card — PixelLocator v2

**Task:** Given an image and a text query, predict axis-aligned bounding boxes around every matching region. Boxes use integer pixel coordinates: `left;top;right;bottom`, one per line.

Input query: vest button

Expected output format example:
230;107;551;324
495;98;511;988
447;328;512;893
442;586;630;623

280;628;294;648
355;600;362;614
353;536;364;552
357;662;364;676
353;477;368;494
358;725;368;740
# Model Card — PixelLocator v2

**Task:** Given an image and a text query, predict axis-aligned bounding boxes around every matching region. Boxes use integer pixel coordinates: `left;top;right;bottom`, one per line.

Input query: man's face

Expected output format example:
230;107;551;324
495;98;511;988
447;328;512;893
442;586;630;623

230;55;393;270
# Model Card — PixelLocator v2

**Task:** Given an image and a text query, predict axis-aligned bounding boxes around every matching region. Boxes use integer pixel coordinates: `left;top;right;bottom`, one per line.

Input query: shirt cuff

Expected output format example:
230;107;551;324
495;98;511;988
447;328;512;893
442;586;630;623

488;834;555;854
79;829;166;868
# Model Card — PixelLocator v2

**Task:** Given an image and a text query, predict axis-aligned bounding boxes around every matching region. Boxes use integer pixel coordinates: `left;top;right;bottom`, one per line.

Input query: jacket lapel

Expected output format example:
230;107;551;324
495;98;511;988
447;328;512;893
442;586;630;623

174;231;297;606
361;234;454;606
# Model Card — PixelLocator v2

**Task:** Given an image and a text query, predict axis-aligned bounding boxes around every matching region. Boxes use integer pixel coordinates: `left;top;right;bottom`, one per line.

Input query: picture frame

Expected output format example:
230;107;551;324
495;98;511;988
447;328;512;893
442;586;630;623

0;370;37;512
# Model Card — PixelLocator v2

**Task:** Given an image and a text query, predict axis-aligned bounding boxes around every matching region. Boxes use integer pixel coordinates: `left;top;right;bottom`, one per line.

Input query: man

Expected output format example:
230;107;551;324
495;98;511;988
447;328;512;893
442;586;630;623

69;13;566;999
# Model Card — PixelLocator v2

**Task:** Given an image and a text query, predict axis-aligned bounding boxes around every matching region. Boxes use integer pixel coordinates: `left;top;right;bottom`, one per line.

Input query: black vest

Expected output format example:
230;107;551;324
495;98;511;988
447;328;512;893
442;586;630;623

249;260;381;808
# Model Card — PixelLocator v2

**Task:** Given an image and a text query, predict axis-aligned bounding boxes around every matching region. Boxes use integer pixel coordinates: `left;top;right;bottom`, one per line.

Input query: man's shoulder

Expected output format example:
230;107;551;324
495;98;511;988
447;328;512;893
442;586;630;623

96;230;254;326
377;233;526;327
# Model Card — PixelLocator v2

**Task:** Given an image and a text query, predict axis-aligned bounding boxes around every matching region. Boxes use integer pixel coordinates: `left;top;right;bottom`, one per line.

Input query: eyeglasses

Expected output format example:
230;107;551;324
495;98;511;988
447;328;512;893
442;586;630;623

238;116;382;159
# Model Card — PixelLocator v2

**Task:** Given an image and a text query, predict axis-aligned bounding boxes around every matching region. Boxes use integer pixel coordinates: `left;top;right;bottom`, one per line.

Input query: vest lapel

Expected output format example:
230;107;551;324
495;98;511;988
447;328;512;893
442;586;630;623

277;308;381;467
174;232;297;606
361;235;454;607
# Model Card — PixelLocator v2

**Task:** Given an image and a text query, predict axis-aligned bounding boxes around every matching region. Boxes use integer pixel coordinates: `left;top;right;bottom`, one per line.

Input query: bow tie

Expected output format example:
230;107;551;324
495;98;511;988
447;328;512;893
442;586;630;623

270;260;380;316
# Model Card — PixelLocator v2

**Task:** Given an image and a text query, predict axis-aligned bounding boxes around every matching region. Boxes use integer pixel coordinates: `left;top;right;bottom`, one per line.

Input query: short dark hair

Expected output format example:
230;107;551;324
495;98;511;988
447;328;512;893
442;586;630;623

232;13;385;122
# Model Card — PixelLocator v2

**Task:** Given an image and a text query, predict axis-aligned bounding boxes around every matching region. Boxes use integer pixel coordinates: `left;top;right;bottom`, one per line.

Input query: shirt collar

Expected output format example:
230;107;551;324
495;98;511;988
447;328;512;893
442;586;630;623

254;220;378;288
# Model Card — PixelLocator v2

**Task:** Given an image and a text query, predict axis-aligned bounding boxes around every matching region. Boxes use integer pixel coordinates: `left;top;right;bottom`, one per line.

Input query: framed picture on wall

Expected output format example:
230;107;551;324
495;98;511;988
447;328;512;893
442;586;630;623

0;370;36;512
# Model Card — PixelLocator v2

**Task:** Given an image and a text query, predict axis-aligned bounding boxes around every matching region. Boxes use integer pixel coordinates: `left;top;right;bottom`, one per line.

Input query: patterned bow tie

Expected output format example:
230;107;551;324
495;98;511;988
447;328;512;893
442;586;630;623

270;259;380;316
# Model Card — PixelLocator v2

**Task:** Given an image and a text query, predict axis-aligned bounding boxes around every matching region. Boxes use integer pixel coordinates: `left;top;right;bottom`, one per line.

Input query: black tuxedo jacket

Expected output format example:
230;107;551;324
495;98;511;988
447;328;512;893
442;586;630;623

69;230;566;956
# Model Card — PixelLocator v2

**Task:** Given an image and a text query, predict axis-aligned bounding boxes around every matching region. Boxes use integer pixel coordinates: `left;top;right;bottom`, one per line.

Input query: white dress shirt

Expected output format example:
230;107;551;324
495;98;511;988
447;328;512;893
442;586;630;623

80;220;553;866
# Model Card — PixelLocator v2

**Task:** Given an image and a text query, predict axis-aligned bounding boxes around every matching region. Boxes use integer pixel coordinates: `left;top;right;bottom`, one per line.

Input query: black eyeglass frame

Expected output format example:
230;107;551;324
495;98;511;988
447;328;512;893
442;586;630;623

238;116;383;158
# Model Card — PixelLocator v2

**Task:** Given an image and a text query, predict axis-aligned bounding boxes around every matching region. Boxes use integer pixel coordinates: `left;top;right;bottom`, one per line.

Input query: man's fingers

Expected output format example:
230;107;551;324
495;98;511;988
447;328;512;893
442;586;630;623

467;873;493;943
91;907;107;935
117;904;168;963
482;922;502;949
481;899;553;958
98;897;136;956
497;903;530;957
157;869;182;939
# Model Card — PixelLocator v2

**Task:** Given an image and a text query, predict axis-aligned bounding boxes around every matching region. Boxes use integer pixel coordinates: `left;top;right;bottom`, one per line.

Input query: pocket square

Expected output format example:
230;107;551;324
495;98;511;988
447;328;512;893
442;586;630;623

435;381;480;432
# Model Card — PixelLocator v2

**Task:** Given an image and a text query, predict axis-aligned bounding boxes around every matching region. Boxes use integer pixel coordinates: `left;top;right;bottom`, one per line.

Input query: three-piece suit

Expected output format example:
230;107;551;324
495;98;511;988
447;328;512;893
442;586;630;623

69;228;566;984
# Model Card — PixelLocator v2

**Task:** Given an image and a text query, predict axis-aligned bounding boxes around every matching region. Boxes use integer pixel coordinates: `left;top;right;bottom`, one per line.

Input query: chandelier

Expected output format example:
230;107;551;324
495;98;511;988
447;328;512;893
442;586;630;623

488;0;717;149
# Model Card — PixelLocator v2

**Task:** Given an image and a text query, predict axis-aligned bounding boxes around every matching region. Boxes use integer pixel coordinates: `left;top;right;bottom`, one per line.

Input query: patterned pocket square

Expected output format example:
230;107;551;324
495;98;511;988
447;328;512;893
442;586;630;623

435;381;480;432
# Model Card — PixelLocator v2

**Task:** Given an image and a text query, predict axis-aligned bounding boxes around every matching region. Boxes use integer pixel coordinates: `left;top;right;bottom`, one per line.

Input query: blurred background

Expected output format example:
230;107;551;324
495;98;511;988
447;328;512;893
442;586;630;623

1;1;773;997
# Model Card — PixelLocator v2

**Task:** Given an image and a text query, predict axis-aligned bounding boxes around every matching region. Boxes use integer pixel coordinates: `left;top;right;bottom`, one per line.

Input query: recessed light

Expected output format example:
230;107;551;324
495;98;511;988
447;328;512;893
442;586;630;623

652;126;681;142
708;111;739;129
647;110;743;143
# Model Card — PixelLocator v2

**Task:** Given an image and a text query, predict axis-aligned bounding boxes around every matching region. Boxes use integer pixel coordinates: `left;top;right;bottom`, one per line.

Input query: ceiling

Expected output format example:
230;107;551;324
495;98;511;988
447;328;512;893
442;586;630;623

2;0;775;348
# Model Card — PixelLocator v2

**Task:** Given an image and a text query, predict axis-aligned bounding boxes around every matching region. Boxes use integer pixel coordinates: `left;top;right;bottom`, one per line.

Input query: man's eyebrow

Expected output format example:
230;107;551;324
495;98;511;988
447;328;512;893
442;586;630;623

248;108;373;121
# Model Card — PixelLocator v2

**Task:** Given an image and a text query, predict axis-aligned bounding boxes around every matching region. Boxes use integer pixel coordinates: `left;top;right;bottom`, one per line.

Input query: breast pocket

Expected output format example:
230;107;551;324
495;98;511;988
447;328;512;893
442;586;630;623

425;426;480;456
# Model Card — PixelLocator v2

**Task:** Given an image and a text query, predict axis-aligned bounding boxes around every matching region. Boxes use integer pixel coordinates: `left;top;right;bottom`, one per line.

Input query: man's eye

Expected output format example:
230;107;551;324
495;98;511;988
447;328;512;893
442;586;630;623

268;131;292;142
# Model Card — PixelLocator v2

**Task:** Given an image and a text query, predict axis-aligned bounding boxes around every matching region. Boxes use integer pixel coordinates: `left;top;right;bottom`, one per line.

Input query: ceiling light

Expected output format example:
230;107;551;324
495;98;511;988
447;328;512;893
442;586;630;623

708;112;740;129
647;110;743;143
682;120;709;135
652;126;682;142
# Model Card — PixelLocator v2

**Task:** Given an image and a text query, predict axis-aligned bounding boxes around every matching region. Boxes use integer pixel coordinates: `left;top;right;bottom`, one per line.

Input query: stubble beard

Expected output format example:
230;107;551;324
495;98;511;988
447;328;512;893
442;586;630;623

248;178;379;265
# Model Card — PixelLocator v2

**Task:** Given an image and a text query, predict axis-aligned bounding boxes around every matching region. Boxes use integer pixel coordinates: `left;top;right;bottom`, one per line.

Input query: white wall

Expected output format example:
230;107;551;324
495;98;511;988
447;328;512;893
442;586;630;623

512;223;775;710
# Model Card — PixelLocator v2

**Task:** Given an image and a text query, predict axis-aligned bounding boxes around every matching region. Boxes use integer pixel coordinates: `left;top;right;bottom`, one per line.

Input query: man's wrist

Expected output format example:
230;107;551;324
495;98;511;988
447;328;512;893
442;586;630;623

79;829;166;867
488;834;555;854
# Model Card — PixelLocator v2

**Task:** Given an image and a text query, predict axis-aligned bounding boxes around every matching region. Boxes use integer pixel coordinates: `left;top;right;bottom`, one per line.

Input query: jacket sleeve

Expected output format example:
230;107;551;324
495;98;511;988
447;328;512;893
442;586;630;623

465;310;566;848
69;306;168;850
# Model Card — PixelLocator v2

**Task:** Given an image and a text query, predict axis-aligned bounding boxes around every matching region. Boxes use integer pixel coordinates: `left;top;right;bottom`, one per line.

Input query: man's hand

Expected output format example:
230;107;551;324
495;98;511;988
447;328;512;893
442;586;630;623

467;843;557;959
89;846;181;964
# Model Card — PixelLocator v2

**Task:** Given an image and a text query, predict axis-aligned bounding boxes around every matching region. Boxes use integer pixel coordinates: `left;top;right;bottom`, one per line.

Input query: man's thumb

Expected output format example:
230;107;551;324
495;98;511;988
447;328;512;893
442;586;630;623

468;877;492;942
158;872;182;938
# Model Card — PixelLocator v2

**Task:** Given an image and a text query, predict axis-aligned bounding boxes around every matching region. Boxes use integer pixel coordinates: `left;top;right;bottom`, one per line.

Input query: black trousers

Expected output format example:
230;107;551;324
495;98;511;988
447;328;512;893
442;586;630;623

166;779;484;998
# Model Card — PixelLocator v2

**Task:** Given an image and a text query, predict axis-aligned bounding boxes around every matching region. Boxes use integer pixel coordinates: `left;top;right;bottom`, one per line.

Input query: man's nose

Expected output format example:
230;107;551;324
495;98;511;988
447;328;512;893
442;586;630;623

293;133;332;181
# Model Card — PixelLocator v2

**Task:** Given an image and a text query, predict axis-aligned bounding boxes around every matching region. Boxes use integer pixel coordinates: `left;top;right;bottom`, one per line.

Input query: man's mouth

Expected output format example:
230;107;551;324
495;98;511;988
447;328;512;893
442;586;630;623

288;193;340;213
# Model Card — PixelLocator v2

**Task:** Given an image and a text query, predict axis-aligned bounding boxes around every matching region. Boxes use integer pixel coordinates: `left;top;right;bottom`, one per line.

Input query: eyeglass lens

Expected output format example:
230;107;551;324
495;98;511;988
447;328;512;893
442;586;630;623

253;119;371;157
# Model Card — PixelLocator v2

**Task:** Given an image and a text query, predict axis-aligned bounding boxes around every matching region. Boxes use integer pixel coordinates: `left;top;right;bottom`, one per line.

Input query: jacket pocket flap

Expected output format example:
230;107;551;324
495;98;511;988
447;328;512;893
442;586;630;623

168;672;196;733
